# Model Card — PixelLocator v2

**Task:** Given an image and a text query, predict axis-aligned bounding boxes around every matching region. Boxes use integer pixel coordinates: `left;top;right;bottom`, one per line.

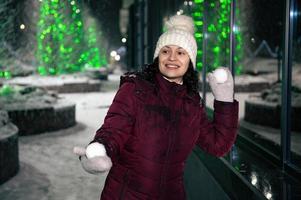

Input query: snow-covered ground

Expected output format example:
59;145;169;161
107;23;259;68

0;91;116;200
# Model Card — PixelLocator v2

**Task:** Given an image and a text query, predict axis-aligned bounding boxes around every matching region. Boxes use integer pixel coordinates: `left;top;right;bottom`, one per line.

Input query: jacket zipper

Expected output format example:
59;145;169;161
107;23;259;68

158;93;178;198
119;170;130;200
159;114;177;198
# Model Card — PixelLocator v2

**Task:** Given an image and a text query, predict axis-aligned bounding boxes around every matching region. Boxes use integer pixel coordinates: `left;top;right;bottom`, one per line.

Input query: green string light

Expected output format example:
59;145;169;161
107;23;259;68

192;1;204;71
192;0;242;74
0;71;12;79
0;85;14;96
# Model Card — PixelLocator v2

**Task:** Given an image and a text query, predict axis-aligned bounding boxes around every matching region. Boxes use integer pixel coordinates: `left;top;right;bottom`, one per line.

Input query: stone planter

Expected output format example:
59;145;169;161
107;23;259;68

0;111;19;184
43;80;101;93
244;97;301;132
0;85;76;135
5;100;76;136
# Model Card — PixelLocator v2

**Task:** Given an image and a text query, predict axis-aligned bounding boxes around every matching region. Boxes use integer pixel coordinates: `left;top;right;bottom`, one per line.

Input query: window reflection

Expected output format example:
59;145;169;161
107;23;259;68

237;0;284;158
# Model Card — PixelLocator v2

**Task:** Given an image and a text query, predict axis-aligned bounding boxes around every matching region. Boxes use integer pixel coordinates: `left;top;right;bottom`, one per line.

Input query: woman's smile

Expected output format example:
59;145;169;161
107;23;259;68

165;63;180;69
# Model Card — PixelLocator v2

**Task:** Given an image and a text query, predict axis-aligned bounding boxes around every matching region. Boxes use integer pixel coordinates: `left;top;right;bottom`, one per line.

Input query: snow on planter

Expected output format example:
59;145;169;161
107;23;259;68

244;83;301;132
0;85;76;135
5;74;102;93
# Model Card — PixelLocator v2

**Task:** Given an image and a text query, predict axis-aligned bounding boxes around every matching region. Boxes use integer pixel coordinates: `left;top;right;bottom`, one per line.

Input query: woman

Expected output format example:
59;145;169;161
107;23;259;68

74;15;238;200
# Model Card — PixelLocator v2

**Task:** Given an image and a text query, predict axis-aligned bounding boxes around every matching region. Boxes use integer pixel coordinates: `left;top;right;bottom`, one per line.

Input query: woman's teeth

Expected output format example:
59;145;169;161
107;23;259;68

166;64;178;68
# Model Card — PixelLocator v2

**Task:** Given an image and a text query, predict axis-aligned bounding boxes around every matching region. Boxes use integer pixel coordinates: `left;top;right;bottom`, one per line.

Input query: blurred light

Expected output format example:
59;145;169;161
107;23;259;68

251;38;255;43
250;173;258;186
20;24;26;30
263;183;273;200
265;192;272;199
76;9;80;13
110;51;117;57
115;55;121;61
121;38;127;43
70;0;75;5
233;25;239;33
184;1;188;6
189;1;193;6
177;9;184;15
290;11;297;17
39;0;43;2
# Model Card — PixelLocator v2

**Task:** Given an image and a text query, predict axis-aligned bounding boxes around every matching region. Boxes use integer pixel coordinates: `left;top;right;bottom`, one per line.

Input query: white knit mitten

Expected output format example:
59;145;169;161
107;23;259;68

73;143;112;174
207;67;234;102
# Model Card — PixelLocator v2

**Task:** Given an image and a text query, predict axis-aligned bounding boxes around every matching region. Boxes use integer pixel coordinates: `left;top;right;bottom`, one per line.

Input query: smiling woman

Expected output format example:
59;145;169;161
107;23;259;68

74;14;238;200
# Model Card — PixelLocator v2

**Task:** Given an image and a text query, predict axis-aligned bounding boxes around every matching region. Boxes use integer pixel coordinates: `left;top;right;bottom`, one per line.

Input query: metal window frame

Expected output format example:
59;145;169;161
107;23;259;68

202;0;208;105
282;0;301;177
229;0;236;78
281;0;294;169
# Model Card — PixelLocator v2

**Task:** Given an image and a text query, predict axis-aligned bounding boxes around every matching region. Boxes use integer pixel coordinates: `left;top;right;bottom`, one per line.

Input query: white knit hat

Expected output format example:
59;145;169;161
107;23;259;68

153;15;197;69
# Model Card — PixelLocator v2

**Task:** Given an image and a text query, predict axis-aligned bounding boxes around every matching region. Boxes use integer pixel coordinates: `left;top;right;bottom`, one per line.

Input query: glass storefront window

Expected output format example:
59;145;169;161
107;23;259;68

190;3;301;197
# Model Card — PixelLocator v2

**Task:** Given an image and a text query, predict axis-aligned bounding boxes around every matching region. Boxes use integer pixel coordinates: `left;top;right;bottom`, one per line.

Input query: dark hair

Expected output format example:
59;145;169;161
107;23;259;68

137;57;199;96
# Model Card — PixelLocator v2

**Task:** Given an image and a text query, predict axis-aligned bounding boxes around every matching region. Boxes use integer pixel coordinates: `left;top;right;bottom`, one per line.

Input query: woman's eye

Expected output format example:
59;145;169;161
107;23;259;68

177;51;185;55
161;50;169;54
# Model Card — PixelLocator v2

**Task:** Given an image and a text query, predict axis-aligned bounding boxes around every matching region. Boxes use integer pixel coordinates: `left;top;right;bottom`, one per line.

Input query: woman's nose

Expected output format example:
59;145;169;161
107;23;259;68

168;51;176;60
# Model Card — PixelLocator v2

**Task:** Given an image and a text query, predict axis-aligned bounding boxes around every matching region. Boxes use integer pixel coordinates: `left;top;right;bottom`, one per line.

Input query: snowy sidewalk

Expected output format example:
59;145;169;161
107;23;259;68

0;91;116;200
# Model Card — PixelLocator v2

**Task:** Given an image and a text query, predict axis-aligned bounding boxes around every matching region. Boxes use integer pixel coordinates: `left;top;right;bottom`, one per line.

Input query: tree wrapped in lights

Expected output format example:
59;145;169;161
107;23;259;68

192;0;242;74
37;0;106;75
81;12;108;69
0;0;17;79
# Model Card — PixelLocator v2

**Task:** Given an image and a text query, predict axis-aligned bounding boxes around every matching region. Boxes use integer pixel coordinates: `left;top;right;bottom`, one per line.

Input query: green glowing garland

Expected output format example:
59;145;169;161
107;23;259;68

192;0;242;74
192;0;204;70
37;0;106;76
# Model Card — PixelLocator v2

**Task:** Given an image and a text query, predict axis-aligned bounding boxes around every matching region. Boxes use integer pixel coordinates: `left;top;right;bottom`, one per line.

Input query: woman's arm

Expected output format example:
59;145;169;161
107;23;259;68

90;82;136;162
196;100;238;157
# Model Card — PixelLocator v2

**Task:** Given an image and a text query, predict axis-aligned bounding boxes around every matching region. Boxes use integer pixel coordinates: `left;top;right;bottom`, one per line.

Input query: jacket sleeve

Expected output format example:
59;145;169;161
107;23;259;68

90;82;136;162
196;99;239;157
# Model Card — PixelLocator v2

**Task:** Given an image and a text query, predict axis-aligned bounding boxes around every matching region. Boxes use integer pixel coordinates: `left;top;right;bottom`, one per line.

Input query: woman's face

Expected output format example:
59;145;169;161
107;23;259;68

158;45;190;84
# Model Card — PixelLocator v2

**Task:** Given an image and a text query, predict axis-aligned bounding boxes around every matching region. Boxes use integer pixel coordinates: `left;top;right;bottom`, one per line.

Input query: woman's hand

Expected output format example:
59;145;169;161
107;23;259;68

207;67;234;102
73;145;112;174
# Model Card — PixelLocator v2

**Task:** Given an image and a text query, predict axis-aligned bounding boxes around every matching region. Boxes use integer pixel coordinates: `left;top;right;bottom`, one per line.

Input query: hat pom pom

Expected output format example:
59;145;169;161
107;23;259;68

165;15;195;34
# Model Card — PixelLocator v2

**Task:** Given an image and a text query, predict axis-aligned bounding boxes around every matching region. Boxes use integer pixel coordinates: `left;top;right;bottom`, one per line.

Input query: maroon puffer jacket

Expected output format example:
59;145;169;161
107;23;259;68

92;73;238;200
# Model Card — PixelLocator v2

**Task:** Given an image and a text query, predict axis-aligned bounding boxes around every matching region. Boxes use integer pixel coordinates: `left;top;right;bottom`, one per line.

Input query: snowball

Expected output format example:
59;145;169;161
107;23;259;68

86;143;106;158
213;68;228;84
